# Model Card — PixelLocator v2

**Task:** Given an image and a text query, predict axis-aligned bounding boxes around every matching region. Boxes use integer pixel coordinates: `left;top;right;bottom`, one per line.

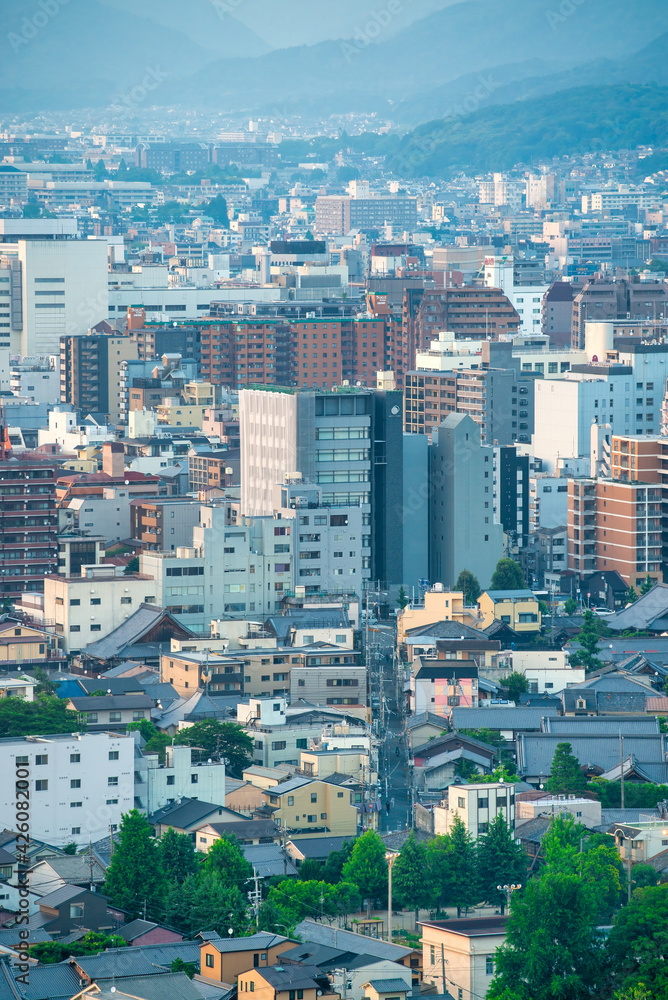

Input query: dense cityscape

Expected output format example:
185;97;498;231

1;1;668;999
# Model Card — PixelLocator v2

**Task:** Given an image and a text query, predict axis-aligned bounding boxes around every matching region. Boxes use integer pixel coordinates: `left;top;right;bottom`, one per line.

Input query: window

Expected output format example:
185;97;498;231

486;957;495;976
167;775;175;785
35;780;48;791
16;756;28;765
70;904;84;918
206;954;214;969
120;596;132;604
109;711;121;722
250;984;254;993
311;792;318;802
288;796;294;806
70;779;81;789
458;797;465;808
108;776;118;786
71;827;80;835
272;741;286;751
191;774;198;784
87;713;98;723
71;801;82;808
109;750;119;760
106;798;118;805
307;814;317;822
70;753;80;763
35;755;48;765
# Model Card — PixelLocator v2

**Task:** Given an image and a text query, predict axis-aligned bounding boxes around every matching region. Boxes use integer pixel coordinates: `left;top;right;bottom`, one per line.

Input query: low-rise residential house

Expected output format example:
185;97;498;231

478;590;541;633
195;819;281;852
198;931;296;986
66;695;153;732
516;793;602;827
0;621;64;670
420;917;508;1000
116;918;184;946
362;979;409;1000
493;649;585;694
35;886;113;936
397;589;482;647
290;663;367;718
432;782;516;838
28;856;107;896
150;798;243;838
79;604;197;671
237;962;339;1000
331;965;412;1000
262;775;360;838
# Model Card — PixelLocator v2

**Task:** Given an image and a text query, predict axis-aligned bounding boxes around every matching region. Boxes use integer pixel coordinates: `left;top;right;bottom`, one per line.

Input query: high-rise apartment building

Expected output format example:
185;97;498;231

239;386;405;585
405;287;520;368
429;413;503;590
60;332;138;422
0;222;108;355
315;195;418;235
571;278;668;348
0;456;58;596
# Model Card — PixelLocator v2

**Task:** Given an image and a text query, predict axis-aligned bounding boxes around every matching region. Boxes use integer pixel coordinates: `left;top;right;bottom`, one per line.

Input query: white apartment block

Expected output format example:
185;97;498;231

0;237;108;356
135;744;225;816
0;732;134;847
274;479;370;594
62;488;133;545
194;502;294;617
434;782;516;839
529;473;570;531
483;256;549;337
140;548;206;632
44;565;158;653
10;358;59;404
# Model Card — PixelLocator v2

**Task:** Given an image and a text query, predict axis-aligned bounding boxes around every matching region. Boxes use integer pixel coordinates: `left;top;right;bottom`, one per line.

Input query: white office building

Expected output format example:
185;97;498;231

135;744;225;816
0;226;108;355
0;732;134;847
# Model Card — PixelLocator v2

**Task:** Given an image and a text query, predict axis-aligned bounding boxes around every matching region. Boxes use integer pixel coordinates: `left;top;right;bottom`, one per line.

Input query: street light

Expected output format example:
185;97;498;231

496;883;521;912
386;849;399;942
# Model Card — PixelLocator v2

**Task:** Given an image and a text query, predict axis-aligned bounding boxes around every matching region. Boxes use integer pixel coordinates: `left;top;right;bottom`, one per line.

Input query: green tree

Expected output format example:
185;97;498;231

640;575;655;596
631;864;659;890
164;871;247;937
606;884;668;996
298;858;324;881
32;666;56;696
396;585;409;609
488;872;607;1000
22;204;42;218
490;559;525;591
448;815;479;916
626;586;639;604
455;569;481;605
174;719;253;776
171;958;197;979
62;842;78;855
476;814;527;913
564;597;578;615
124;556;139;574
28;932;126;963
569;609;605;672
331;881;362;920
205;194;229;227
126;718;171;762
391;832;432;924
158;827;198;884
499;672;529;704
156;200;187;224
102;810;166;920
204;834;253;891
342;830;388;916
425;835;454;913
322;838;354;883
0;695;84;737
546;742;587;795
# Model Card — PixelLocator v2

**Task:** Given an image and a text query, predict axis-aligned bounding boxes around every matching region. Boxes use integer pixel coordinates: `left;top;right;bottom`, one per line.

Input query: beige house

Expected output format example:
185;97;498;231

225;777;268;816
237;963;338;1000
299;749;375;785
478;590;541;633
420;917;508;1000
199;932;295;986
362;981;408;1000
263;775;359;838
397;589;482;645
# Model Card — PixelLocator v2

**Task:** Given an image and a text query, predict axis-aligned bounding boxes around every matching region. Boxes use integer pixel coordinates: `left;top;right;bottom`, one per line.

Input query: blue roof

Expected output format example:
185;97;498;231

485;590;537;601
54;679;86;699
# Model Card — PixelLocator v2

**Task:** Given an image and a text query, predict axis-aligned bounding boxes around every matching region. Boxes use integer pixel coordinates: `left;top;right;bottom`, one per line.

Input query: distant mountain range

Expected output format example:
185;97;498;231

2;0;668;168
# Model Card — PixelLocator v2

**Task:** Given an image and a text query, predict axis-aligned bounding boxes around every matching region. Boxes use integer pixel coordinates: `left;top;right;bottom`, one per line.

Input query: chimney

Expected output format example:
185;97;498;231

127;306;146;330
102;442;125;479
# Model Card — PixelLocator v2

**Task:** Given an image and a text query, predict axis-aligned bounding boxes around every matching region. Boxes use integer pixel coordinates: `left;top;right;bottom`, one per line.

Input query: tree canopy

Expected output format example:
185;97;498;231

546;743;587;795
455;569;481;605
490;558;525;591
174;719;253;776
341;830;387;915
102;810;166;920
0;694;84;737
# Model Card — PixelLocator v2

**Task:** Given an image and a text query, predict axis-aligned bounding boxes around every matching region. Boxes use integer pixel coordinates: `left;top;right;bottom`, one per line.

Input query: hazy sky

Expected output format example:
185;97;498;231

101;0;460;50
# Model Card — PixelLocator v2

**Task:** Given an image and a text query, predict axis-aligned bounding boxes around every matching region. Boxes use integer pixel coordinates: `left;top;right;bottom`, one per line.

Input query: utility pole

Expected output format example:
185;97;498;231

620;733;625;809
385;850;399;942
88;839;93;891
441;943;447;996
248;867;262;926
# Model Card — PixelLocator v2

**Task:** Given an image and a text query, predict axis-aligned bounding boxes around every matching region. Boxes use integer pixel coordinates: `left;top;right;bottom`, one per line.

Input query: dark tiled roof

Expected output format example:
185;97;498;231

69;695;154;710
37;884;89;908
451;707;558;730
83;604;195;662
366;979;409;992
288;836;353;860
150;798;232;829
